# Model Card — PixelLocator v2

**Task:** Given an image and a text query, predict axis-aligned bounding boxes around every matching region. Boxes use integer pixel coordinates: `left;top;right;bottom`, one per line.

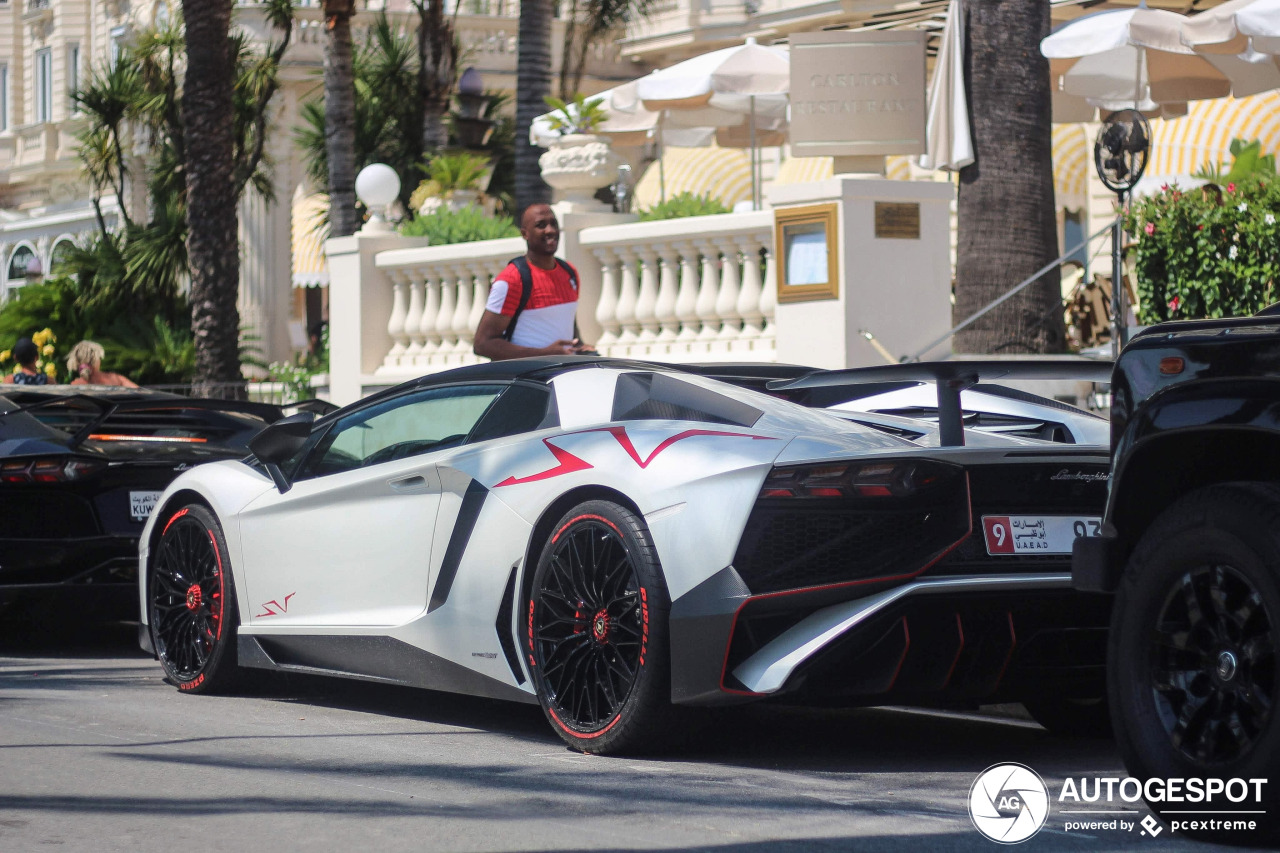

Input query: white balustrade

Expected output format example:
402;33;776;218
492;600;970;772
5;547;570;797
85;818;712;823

364;213;775;383
693;240;721;349
593;249;620;351
634;250;660;351
576;211;775;363
373;236;524;377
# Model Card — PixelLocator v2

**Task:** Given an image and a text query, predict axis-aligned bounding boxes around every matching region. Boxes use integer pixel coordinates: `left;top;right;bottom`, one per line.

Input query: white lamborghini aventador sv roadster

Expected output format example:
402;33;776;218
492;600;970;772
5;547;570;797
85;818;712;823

138;357;1114;753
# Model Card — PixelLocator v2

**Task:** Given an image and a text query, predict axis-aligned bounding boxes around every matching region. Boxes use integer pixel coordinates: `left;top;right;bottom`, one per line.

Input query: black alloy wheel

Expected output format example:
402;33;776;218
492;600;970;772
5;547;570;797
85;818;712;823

1109;484;1280;843
528;500;674;754
150;503;240;693
1150;563;1273;764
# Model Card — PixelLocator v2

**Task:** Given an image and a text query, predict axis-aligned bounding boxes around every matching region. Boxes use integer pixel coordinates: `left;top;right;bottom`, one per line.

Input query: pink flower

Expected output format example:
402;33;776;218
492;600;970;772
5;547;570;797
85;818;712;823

1161;184;1169;191
1169;296;1181;313
1145;222;1156;236
1227;182;1237;193
1198;224;1205;231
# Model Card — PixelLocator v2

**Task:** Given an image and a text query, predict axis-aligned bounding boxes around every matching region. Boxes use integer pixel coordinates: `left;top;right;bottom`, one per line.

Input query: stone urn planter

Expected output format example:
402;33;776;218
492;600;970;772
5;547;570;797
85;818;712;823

539;133;625;211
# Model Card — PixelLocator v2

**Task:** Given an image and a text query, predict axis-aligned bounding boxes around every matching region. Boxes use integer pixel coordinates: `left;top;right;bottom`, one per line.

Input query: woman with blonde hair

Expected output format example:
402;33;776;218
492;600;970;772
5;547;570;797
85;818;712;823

67;340;138;387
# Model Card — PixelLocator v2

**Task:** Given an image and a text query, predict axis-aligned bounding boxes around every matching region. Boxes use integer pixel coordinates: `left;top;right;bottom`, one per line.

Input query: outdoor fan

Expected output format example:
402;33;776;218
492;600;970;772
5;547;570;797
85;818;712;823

1094;109;1151;194
1093;109;1152;355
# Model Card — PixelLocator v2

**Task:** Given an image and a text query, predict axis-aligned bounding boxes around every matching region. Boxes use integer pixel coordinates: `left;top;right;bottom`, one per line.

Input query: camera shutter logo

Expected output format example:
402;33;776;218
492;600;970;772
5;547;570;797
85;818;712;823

969;763;1050;844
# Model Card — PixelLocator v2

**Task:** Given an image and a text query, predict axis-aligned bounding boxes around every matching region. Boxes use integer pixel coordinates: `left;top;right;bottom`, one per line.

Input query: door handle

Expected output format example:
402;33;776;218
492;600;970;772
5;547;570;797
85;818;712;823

389;474;429;492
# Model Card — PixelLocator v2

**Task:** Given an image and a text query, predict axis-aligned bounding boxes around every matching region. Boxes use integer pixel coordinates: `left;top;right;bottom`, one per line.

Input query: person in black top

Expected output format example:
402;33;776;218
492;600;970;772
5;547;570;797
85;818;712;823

3;337;49;385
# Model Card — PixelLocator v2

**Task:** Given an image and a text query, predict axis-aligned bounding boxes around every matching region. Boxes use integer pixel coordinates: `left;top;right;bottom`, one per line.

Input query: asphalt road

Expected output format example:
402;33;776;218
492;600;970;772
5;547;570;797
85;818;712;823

0;619;1245;853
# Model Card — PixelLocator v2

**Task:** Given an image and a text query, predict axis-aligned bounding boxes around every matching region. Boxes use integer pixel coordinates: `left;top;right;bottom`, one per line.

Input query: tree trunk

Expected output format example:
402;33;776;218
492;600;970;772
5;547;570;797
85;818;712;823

516;0;553;214
416;0;456;153
324;0;359;238
954;0;1065;354
180;0;242;395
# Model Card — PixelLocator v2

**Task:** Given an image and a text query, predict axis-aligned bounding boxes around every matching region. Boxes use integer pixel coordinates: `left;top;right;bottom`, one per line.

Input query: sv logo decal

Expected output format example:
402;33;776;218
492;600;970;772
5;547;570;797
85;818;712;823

256;592;295;618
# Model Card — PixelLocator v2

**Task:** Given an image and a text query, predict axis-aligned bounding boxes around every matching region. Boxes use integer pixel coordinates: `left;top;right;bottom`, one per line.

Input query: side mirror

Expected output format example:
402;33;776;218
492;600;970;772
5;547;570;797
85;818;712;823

249;412;316;492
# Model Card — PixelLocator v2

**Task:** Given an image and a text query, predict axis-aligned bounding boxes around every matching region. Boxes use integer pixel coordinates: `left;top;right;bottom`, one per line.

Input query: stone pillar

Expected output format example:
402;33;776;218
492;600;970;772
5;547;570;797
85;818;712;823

326;232;429;406
767;178;955;369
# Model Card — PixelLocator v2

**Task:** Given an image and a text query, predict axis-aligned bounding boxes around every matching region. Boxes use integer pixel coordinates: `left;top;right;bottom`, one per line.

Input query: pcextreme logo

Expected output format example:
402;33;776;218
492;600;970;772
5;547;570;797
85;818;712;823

969;763;1050;844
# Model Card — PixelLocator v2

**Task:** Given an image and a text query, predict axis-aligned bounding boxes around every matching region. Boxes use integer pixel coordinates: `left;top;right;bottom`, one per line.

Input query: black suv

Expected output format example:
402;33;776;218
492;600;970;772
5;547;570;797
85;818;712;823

1074;312;1280;842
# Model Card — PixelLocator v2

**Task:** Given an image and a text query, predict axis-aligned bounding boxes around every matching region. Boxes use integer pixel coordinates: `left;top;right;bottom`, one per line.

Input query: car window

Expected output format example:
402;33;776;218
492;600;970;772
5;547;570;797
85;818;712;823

301;385;503;478
612;372;763;428
467;383;557;444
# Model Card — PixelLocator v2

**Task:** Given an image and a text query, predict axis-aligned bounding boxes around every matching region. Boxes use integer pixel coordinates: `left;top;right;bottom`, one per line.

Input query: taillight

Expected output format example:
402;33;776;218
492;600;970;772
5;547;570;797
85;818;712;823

0;456;106;484
760;459;958;499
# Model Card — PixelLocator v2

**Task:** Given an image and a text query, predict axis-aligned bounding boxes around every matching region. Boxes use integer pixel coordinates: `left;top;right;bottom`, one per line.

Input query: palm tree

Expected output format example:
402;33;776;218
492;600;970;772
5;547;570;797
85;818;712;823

558;0;657;100
954;0;1065;354
516;0;554;214
412;0;458;152
322;0;360;238
296;14;425;217
70;4;291;389
181;0;241;393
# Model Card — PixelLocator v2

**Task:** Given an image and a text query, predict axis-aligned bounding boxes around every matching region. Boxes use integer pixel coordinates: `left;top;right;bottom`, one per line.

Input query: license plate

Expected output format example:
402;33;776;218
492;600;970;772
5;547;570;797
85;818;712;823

129;491;164;522
982;515;1102;555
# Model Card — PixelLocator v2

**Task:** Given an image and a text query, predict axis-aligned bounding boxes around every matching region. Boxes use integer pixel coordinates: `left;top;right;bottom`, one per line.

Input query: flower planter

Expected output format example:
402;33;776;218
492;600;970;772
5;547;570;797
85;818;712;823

539;134;625;211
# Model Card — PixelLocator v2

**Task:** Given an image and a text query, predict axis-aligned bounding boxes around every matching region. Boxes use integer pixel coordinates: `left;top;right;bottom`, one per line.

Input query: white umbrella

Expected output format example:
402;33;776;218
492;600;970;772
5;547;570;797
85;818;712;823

637;37;790;209
1182;0;1280;55
636;38;790;109
1042;7;1234;106
919;0;973;171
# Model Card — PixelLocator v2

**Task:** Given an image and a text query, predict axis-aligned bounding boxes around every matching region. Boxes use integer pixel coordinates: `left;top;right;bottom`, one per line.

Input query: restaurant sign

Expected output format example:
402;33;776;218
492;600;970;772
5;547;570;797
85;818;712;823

789;31;927;158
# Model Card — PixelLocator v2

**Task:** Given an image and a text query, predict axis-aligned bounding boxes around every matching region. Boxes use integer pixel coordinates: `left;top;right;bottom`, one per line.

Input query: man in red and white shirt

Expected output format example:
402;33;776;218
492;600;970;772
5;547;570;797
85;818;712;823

473;203;594;360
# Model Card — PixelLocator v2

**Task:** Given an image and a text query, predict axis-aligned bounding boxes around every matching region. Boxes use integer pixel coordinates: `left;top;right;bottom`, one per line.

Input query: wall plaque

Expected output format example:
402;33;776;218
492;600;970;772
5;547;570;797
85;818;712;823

789;31;927;158
874;202;921;240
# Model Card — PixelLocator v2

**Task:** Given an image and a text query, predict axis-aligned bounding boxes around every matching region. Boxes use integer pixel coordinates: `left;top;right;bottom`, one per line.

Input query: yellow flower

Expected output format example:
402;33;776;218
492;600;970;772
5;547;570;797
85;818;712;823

0;350;9;363
44;362;57;378
32;329;48;347
42;344;54;357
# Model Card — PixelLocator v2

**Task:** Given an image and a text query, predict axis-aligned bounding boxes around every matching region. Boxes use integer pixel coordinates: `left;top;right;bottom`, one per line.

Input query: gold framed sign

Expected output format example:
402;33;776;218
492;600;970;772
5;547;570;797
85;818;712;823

775;203;839;303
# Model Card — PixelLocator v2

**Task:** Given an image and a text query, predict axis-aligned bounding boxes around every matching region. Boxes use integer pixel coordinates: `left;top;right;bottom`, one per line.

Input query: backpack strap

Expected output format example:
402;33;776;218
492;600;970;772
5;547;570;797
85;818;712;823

502;256;535;342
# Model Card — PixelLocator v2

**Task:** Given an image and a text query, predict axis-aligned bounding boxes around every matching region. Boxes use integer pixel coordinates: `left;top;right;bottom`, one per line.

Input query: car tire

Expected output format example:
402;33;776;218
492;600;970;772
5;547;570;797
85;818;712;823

1109;483;1280;844
1023;693;1111;738
148;503;241;694
526;499;676;755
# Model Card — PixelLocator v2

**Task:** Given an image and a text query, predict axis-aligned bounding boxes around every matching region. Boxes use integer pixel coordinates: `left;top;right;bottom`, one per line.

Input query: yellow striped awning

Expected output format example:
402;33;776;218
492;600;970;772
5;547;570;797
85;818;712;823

292;189;330;289
1053;124;1090;211
772;154;923;186
634;145;753;210
773;155;833;185
1146;91;1280;178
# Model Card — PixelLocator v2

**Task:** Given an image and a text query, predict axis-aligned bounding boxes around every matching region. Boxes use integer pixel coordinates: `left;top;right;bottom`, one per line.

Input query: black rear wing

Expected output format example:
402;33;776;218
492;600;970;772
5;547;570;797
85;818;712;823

767;360;1114;447
0;394;288;449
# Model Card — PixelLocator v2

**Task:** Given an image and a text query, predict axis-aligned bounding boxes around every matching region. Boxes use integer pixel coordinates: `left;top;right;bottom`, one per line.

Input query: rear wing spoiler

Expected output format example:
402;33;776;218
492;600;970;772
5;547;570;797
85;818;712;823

0;394;288;449
767;360;1114;447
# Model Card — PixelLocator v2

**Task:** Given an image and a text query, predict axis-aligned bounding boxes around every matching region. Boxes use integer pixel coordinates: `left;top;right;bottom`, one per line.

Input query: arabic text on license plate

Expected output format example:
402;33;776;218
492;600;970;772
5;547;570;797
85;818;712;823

130;491;163;522
982;515;1102;555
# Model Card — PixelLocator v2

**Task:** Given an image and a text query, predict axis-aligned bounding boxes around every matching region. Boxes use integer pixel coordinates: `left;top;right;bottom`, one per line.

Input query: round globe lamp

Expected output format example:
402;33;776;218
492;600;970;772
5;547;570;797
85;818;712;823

355;163;401;234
